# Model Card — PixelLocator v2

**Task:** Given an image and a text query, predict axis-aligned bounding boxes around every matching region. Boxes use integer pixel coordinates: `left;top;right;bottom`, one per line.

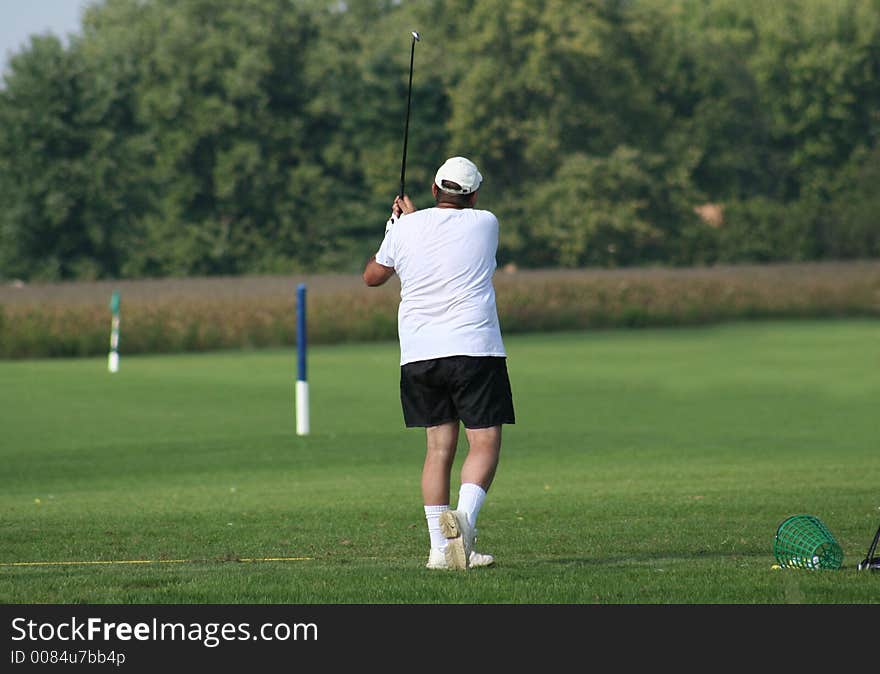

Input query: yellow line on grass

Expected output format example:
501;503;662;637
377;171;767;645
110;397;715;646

0;557;312;568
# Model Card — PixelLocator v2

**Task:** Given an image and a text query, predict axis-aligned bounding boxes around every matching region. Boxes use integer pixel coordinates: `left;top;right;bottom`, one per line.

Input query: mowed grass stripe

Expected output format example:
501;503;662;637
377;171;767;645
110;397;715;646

0;557;311;568
1;320;878;603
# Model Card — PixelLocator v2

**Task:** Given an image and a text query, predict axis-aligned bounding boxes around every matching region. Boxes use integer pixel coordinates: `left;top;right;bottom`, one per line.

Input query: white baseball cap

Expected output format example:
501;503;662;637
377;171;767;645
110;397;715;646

434;156;483;194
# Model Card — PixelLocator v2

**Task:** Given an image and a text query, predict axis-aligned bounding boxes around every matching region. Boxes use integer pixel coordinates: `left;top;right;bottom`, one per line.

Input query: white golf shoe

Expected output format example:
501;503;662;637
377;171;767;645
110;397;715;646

468;550;495;568
439;509;475;570
426;548;448;570
425;548;495;570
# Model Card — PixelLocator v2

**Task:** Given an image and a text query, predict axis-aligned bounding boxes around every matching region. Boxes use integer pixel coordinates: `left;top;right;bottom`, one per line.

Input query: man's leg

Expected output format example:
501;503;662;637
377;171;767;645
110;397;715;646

459;425;501;537
422;421;459;568
440;426;502;569
461;425;502;493
422;421;459;505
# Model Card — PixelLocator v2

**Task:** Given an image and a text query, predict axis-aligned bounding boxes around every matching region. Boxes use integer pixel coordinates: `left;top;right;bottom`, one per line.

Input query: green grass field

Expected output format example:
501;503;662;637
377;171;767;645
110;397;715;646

1;320;878;603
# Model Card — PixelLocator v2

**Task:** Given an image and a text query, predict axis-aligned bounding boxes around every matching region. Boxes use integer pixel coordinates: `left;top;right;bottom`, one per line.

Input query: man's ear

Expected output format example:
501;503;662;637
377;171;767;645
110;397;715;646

431;183;439;200
469;191;479;206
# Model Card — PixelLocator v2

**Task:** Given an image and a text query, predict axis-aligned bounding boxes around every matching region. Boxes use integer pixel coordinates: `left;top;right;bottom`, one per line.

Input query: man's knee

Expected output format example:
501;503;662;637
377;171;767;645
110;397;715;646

465;425;502;452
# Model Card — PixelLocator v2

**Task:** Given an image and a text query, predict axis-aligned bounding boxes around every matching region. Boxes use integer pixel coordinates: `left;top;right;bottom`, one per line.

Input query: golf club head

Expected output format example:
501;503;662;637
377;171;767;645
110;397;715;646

857;557;880;571
412;31;420;42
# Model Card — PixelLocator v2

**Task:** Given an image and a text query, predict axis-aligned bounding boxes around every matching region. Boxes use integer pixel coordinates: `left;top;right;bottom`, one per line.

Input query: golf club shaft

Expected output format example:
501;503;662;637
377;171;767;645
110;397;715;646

865;522;880;563
399;34;418;199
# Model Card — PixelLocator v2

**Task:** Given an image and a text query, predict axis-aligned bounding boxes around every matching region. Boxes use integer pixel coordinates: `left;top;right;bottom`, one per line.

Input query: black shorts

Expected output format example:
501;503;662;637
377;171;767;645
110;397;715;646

400;356;515;429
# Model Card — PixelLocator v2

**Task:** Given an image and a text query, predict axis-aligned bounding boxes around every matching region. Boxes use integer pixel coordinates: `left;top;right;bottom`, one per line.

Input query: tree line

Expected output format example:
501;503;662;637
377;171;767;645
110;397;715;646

1;0;878;281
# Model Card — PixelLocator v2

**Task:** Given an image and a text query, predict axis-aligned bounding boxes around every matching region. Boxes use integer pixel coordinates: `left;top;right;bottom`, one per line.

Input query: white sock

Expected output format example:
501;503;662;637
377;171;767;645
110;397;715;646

456;483;486;529
424;504;449;551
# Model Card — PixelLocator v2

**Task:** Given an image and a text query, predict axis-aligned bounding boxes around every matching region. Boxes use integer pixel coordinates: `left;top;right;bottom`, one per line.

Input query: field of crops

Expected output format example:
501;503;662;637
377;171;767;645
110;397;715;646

2;261;879;358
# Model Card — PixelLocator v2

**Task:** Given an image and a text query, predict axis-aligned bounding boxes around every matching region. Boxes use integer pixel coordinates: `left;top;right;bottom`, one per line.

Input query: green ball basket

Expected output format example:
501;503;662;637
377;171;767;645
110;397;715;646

773;514;844;570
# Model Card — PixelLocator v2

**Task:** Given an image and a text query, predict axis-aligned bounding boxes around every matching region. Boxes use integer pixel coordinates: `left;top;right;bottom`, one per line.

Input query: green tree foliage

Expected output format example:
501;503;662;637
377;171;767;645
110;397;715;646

81;0;337;276
516;147;702;267
0;0;878;280
0;36;97;279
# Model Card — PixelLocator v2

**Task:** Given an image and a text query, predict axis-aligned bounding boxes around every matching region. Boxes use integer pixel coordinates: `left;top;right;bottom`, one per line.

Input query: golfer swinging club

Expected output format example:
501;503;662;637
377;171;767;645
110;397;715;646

363;156;515;570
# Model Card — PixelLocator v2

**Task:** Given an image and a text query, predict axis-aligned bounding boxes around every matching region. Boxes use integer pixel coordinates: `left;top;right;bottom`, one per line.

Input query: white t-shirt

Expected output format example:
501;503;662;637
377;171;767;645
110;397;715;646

375;206;507;366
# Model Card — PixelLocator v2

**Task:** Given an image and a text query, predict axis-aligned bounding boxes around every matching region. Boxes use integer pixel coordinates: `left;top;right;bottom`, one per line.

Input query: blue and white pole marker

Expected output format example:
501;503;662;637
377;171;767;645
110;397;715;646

296;283;309;435
108;290;121;373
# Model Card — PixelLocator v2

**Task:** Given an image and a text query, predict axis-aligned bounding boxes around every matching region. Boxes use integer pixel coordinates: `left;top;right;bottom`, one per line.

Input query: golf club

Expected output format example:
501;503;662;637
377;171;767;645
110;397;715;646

399;31;420;200
857;521;880;570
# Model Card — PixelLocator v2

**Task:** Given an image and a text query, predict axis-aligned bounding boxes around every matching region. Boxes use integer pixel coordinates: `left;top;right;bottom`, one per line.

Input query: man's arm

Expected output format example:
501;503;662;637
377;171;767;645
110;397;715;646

363;255;395;287
363;194;415;287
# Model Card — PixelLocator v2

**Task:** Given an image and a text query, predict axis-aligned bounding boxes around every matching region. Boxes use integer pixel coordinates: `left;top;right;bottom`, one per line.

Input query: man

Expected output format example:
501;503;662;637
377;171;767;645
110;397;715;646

363;156;515;571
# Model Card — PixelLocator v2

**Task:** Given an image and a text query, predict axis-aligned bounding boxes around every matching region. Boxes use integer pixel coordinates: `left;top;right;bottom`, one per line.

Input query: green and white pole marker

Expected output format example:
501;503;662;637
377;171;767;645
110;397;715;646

108;290;121;373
